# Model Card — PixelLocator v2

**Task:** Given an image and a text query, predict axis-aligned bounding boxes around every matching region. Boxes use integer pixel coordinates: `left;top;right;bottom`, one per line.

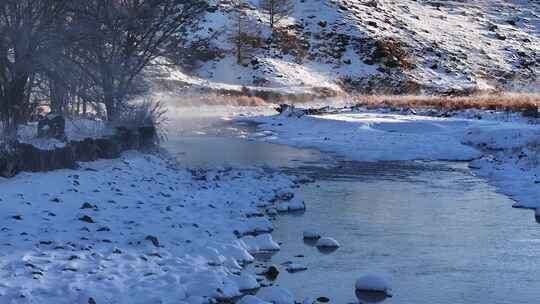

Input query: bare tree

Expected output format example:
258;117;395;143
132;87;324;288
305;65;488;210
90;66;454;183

66;0;207;121
229;1;262;65
0;0;69;134
259;0;293;33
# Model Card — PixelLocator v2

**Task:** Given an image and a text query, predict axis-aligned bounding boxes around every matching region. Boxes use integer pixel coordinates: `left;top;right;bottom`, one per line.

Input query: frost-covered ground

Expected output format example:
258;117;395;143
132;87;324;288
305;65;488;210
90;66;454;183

248;107;540;209
0;150;307;304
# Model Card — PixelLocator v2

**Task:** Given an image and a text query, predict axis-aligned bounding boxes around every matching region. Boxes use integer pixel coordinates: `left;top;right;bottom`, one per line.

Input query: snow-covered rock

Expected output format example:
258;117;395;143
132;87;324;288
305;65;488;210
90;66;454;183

232;273;260;291
236;217;274;235
276;200;306;212
355;274;392;295
316;237;340;248
241;234;281;253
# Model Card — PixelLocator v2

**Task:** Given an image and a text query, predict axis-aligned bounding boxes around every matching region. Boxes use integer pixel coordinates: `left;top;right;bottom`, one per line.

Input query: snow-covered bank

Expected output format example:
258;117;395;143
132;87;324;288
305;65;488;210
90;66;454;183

0;151;301;304
250;111;484;161
248;108;540;209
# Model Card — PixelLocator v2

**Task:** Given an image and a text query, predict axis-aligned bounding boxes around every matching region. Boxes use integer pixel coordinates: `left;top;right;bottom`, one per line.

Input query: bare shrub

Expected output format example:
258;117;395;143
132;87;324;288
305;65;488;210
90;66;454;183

365;38;413;70
272;27;309;62
112;99;168;141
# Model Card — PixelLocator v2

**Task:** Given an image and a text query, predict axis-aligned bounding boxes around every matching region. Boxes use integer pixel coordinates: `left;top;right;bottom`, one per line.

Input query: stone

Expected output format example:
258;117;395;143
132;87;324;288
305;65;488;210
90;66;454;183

315;237;340;248
145;235;160;247
316;297;330;303
79;215;95;223
264;265;280;280
38;113;66;141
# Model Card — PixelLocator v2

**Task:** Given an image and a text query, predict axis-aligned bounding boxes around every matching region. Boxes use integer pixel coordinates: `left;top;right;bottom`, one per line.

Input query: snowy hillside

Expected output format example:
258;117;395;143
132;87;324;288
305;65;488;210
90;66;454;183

165;0;540;95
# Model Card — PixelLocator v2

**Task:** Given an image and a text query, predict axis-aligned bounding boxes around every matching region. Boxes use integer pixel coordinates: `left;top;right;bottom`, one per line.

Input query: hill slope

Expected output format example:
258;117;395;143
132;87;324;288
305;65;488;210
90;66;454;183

164;0;540;95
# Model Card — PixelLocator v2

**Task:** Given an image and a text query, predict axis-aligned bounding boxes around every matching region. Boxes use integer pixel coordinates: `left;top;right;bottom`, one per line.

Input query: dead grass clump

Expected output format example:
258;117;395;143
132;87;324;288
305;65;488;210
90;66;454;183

367;38;413;70
351;93;540;115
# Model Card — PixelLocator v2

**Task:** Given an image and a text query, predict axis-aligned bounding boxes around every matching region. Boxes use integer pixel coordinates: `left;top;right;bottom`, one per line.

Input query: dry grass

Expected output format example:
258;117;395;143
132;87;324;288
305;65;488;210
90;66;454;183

351;93;540;115
181;94;269;107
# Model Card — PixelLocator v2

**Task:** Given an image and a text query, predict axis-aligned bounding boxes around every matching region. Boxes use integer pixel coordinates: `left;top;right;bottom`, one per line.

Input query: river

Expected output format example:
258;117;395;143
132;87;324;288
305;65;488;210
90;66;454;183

164;113;540;304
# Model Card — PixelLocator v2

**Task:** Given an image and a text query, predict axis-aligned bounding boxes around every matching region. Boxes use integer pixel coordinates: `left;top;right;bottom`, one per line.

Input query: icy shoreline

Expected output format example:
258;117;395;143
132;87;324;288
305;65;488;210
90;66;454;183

0;151;306;304
249;108;540;210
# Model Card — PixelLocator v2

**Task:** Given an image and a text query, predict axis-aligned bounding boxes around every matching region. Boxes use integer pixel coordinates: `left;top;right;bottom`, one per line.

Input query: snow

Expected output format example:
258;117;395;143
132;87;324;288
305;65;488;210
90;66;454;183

257;287;295;304
238;295;272;304
315;237;340;248
241;234;281;253
12;118;111;150
355;274;391;294
0;151;297;303
251;112;483;161
276;200;306;212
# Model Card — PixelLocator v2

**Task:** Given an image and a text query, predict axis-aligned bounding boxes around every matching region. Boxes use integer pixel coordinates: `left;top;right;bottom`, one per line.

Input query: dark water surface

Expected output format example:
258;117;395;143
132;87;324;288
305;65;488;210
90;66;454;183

268;161;540;304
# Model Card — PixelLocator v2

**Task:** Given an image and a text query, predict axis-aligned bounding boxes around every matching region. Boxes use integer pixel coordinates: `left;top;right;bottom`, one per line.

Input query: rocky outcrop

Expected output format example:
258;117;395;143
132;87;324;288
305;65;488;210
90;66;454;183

0;126;156;178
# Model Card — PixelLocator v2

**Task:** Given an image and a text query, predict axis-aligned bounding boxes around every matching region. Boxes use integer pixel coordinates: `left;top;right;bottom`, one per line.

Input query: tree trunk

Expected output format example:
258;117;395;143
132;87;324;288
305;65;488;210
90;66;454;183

4;75;30;133
102;71;117;121
50;77;67;114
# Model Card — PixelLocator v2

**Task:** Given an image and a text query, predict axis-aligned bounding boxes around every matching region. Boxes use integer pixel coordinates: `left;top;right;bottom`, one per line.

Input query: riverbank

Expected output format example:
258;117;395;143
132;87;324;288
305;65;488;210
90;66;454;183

0;150;306;304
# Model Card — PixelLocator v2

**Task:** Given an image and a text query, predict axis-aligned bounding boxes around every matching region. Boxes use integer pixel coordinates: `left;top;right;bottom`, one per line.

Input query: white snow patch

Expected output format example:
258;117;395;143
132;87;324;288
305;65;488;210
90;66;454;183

257;287;295;304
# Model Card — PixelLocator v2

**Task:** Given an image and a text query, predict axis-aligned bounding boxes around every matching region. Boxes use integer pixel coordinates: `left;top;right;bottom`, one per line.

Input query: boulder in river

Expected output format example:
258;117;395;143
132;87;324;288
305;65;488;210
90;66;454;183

355;274;392;295
264;265;280;280
303;230;321;239
315;237;340;248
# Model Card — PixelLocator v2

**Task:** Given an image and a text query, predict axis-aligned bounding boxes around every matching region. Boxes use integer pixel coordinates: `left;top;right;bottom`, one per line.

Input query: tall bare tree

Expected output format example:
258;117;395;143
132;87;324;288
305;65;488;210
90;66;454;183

229;1;262;65
66;0;207;121
259;0;293;33
0;0;69;134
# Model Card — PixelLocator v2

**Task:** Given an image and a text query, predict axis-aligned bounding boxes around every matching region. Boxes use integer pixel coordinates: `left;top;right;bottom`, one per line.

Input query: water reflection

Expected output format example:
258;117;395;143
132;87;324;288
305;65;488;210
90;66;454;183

265;162;540;304
355;290;390;303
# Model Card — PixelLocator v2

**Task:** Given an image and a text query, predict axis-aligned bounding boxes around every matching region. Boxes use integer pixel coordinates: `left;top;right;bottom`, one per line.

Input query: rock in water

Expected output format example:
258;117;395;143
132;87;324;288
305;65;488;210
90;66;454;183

38;113;66;141
315;237;340;248
303;230;321;239
264;265;280;280
286;263;307;273
316;296;330;303
355;274;391;294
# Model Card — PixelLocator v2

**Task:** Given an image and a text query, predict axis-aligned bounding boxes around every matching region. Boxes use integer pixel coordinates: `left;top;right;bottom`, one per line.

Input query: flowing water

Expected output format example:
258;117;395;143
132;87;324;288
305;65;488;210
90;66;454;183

267;161;540;304
165;117;540;304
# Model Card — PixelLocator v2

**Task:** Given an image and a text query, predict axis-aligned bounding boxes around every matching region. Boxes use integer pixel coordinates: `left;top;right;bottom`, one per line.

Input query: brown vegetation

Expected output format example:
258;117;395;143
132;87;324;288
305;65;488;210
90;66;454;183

351;93;540;116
